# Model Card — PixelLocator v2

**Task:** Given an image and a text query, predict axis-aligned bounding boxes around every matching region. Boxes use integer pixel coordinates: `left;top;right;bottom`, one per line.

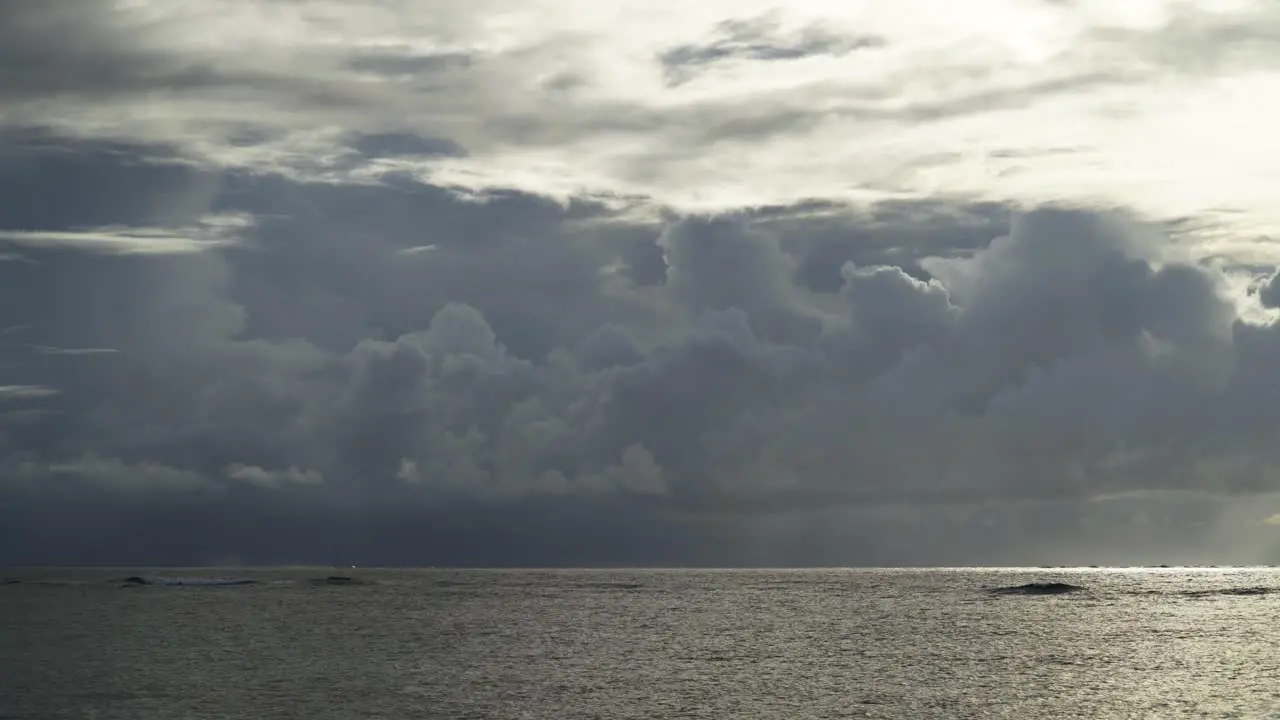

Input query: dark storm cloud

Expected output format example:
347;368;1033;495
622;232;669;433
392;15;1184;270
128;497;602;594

0;129;212;232
658;13;885;86
771;200;1013;291
6;2;1280;568
7;129;1280;565
217;175;650;357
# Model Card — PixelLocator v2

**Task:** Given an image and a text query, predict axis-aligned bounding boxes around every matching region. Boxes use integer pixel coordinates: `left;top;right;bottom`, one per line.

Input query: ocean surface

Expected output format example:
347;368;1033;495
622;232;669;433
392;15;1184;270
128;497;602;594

3;567;1280;719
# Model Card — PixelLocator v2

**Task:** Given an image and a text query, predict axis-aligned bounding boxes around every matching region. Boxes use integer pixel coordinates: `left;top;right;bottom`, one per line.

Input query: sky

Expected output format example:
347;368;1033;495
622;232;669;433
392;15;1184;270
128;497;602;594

5;0;1280;567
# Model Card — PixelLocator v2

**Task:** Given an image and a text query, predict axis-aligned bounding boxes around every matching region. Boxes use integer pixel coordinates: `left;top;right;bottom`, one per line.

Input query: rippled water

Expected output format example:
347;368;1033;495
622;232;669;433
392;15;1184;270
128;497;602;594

4;567;1280;719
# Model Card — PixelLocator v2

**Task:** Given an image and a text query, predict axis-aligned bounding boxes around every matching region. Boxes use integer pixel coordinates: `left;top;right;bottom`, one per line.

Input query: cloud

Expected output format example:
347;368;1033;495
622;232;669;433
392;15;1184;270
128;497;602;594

0;385;58;400
7;2;1280;566
657;12;885;86
41;457;211;494
4;1;1280;247
6;158;1280;563
0;222;243;254
1255;270;1280;308
28;346;119;356
225;463;324;489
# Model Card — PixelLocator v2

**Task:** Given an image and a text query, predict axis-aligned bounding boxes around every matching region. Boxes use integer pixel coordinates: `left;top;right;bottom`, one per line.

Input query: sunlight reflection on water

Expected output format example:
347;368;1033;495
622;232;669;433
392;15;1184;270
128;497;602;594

3;567;1280;719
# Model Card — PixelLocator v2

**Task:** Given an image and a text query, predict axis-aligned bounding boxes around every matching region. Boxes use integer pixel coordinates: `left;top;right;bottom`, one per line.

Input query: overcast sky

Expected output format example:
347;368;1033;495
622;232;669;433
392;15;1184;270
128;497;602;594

4;0;1280;567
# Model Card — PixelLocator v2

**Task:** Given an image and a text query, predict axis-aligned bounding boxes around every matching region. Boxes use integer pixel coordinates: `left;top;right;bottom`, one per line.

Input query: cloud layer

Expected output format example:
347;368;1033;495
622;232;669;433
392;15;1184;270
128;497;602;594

5;1;1280;565
7;0;1280;242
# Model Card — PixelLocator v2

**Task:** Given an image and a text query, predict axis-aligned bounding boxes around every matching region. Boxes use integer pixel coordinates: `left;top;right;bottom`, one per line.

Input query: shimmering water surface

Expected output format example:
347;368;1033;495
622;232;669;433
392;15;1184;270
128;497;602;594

3;567;1280;719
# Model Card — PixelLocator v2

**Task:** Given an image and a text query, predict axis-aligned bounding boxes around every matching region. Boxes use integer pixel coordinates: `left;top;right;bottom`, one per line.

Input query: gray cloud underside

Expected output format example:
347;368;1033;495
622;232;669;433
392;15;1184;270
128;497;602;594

4;129;1280;566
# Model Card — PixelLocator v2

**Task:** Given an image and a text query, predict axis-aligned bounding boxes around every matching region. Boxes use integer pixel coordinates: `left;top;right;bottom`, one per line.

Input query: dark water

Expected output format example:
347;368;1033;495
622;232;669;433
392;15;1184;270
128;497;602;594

3;567;1280;719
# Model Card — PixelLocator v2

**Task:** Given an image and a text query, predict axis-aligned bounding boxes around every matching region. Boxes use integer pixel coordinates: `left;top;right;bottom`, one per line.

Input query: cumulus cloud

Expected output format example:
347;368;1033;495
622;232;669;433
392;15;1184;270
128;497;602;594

6;158;1280;565
7;1;1280;566
225;463;323;489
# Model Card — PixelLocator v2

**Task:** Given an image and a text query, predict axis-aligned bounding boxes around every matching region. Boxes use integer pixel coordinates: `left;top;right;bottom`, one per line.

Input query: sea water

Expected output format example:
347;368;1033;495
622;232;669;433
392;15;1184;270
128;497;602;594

3;567;1280;719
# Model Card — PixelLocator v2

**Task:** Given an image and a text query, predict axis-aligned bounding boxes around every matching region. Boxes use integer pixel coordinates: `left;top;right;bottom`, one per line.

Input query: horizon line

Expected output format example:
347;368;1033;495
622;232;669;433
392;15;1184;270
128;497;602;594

5;564;1279;571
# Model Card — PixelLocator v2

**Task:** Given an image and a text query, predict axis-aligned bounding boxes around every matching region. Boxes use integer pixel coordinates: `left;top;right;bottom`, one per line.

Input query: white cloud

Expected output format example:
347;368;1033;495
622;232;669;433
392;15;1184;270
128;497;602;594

0;213;252;254
28;346;119;356
7;1;1280;260
45;457;210;493
225;463;324;489
0;385;58;400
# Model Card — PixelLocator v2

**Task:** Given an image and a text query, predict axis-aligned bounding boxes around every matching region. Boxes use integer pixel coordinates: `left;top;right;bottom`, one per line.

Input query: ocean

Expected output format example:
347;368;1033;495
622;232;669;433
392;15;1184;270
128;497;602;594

2;567;1279;719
